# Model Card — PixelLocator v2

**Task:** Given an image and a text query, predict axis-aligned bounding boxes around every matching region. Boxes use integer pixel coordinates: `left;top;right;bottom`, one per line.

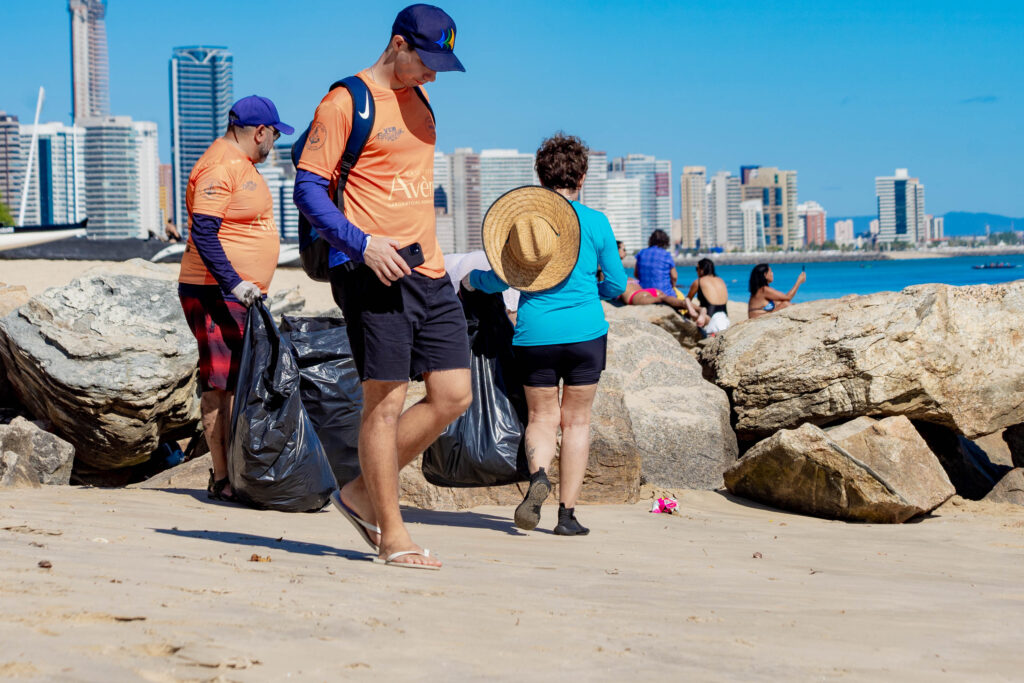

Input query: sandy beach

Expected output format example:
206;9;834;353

3;258;1024;680
1;486;1022;680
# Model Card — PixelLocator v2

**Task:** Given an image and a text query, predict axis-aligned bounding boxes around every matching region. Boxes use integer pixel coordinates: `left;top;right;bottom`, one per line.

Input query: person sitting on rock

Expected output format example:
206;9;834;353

620;239;708;324
747;263;806;319
686;258;730;336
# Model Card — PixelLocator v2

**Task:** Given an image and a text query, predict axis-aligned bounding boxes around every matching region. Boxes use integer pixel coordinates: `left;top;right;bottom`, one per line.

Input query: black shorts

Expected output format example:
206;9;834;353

330;264;470;382
514;335;607;388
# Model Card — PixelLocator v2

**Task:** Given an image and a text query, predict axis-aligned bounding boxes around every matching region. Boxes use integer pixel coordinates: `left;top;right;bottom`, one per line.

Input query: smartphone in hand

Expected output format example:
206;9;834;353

396;242;425;269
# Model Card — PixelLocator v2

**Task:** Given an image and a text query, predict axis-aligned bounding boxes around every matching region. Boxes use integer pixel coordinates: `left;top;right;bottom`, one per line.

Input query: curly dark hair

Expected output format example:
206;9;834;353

648;229;670;248
535;132;589;191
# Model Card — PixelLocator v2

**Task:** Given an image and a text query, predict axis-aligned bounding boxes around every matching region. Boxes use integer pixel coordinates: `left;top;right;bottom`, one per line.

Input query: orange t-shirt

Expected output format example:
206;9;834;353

178;138;280;292
297;69;443;278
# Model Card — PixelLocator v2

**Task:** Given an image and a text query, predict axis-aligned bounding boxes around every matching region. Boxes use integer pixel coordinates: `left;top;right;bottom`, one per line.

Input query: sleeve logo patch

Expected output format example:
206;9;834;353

306;122;327;151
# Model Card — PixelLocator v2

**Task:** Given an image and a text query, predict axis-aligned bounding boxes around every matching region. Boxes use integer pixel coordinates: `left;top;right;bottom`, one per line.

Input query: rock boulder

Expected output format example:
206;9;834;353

0;272;200;469
700;282;1024;441
1003;424;1024;469
724;418;954;523
983;468;1024;506
0;417;75;487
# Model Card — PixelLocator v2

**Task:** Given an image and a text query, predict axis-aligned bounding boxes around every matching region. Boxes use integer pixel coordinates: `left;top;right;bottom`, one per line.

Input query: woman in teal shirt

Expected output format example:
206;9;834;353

468;133;626;536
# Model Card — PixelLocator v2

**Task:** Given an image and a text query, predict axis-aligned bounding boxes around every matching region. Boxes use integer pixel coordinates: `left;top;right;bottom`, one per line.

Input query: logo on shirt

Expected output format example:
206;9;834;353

376;126;404;143
202;182;221;198
388;172;433;203
307;122;327;151
241;180;258;192
249;213;277;233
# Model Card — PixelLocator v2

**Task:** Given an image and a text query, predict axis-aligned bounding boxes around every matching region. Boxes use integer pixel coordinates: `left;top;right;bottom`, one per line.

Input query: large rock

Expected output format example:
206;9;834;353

700;282;1024;441
0;283;31;317
1003;424;1024;469
983;468;1024;506
0;417;75;487
724;419;953;523
0;272;200;469
601;318;736;490
912;421;1008;500
602;300;748;351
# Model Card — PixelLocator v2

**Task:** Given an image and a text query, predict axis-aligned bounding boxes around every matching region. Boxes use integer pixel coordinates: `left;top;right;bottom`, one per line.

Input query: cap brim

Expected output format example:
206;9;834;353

415;48;465;73
272;122;295;136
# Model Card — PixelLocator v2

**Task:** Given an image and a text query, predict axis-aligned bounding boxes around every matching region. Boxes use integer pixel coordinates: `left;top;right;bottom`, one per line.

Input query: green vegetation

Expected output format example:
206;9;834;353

0;190;13;227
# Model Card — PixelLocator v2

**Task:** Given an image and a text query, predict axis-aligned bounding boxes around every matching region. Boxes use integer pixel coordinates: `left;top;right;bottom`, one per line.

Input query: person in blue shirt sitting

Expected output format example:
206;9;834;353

633;229;707;325
466;133;626;536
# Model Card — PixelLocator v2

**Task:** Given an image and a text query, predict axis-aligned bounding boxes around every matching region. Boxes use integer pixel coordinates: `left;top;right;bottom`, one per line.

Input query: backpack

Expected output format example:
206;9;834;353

291;76;434;282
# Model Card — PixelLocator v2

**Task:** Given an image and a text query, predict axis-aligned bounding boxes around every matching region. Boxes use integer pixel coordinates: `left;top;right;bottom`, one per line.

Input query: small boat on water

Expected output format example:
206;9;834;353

972;262;1019;270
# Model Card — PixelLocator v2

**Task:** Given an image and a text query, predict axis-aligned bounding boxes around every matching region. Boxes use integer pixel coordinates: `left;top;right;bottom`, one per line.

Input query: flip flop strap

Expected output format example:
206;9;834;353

353;515;381;535
386;549;431;562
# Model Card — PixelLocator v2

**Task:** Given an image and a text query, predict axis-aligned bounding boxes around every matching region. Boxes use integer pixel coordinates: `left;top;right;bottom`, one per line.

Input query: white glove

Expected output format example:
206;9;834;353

461;273;475;292
231;281;262;307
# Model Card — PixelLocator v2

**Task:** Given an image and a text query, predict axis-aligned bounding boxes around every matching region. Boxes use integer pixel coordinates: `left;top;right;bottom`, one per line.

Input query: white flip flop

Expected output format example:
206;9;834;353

373;549;441;570
330;490;380;553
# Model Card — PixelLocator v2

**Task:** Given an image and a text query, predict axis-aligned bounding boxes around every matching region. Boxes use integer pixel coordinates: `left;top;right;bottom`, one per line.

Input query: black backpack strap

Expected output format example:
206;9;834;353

331;76;375;213
413;86;435;126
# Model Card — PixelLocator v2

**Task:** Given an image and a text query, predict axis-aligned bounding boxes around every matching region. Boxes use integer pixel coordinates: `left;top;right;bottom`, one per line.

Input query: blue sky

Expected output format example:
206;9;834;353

3;0;1022;217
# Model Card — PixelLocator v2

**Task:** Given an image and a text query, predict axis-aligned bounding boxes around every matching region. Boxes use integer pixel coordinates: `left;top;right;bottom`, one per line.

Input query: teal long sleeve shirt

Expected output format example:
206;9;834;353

470;200;627;347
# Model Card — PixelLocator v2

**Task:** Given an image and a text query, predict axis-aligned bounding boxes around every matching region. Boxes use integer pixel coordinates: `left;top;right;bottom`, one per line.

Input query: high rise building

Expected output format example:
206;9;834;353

258;143;297;240
450;148;481;252
435;210;456;254
433;151;453;214
834;219;855;246
158;163;173;225
479;149;536;215
869;219;879;236
798;201;827;247
926;214;944;241
133;121;160;239
679;166;706;250
707;171;742;250
580;150;608;213
605;173;643;252
740;199;766;251
170;46;233;235
69;0;110;122
80;116;140;239
0;112;22;223
741;167;798;249
611;154;672;245
670;218;682;247
875;168;925;245
16;122;86;227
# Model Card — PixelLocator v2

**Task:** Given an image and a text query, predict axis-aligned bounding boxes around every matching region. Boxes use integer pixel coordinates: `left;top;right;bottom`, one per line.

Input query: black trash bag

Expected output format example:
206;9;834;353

279;315;363;486
227;303;337;512
421;288;530;487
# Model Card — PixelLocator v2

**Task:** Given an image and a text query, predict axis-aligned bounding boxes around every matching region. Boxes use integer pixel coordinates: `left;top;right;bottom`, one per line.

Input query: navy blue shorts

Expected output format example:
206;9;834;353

330;265;470;382
514;335;607;388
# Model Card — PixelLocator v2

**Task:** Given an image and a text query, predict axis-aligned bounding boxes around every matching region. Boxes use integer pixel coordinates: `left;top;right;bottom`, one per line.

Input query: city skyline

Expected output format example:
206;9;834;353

4;0;1022;219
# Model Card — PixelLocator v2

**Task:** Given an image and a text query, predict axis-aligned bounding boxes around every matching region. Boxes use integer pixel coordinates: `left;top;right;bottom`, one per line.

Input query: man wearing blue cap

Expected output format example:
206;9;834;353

179;95;294;503
294;5;467;570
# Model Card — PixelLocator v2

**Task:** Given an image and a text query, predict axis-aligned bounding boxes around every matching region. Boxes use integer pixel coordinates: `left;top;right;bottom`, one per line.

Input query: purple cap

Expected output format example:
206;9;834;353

228;95;295;136
392;4;465;73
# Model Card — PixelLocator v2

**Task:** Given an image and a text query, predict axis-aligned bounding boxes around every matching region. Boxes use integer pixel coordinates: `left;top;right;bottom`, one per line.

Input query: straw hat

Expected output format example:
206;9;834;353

481;186;581;292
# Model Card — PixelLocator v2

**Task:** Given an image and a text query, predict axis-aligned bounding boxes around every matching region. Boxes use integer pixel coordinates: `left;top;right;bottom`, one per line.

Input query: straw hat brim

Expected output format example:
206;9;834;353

482;186;581;293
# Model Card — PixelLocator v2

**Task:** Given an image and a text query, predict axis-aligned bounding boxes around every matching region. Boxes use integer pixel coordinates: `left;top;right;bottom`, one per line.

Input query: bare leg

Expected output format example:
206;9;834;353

201;389;234;496
557;383;599;508
523;386;561;474
627;291;663;306
340;370;470;529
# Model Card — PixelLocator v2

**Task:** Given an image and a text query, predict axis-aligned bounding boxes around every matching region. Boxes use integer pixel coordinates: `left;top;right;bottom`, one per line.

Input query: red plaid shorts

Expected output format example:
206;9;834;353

179;288;249;392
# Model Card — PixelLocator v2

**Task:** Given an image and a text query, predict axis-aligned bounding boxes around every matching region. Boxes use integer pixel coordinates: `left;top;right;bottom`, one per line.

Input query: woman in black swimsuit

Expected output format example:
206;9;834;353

686;258;730;334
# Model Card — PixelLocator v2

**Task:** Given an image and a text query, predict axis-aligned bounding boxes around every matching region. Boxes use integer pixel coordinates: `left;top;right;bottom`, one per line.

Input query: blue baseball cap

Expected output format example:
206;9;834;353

392;4;465;73
228;95;294;136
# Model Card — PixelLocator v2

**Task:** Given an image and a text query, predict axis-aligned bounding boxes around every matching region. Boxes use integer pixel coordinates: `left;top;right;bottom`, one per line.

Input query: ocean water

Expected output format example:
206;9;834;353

658;254;1024;303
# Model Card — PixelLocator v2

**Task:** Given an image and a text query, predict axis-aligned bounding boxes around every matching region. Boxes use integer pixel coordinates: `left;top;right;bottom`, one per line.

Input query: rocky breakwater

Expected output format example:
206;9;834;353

699;281;1024;443
399;317;738;510
0;268;200;469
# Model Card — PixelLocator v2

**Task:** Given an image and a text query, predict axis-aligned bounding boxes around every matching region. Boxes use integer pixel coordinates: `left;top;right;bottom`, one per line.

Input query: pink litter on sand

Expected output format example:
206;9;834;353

650;497;679;514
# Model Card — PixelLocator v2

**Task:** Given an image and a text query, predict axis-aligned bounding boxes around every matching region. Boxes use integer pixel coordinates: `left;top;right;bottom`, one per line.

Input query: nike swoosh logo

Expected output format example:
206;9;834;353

358;93;370;119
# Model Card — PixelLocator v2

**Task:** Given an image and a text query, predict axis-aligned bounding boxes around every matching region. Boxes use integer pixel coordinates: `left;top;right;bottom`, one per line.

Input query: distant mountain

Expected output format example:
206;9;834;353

941;212;1023;236
828;212;1023;240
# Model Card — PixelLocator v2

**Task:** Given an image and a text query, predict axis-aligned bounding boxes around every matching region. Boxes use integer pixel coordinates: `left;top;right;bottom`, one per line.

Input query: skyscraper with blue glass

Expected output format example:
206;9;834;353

169;46;233;234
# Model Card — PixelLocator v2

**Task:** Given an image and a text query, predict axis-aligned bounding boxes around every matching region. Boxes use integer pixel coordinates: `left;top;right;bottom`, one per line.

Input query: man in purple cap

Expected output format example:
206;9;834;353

179;95;293;503
294;5;467;569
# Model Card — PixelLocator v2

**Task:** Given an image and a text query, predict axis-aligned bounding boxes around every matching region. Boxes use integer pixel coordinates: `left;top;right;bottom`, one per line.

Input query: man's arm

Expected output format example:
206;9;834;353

190;214;243;294
469;269;509;294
